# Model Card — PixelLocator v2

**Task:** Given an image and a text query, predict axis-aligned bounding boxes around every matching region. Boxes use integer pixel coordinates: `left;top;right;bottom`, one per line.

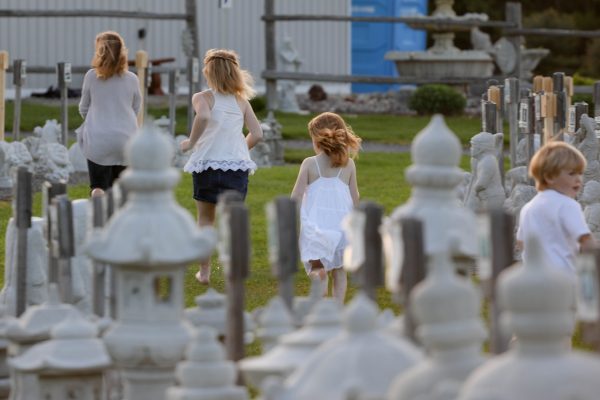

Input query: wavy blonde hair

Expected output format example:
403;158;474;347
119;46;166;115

92;31;128;79
308;112;362;167
202;49;255;100
529;140;586;191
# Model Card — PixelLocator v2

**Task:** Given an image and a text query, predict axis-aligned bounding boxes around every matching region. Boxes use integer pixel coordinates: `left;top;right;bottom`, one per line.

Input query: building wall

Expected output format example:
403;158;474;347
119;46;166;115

0;0;350;93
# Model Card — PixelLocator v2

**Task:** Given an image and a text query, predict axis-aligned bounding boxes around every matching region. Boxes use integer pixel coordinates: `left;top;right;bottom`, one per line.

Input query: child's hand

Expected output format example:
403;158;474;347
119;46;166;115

180;139;192;152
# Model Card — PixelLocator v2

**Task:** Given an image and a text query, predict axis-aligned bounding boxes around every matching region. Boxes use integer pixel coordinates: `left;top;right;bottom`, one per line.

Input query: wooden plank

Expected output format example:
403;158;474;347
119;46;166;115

262;70;507;85
15;167;32;317
400;217;425;345
261;14;513;29
0;51;8;141
55;195;74;304
264;0;277;111
91;195;105;317
12;59;24;141
357;201;384;302
225;203;249;379
0;9;188;20
489;209;514;354
268;196;298;312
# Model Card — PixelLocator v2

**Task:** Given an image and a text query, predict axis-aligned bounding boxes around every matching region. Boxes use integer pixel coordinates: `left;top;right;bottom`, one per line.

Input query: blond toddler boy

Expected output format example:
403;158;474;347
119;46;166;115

517;141;595;274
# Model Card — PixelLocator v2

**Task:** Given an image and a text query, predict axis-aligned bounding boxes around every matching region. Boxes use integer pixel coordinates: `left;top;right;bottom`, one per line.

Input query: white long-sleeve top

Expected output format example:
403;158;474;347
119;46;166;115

77;69;141;166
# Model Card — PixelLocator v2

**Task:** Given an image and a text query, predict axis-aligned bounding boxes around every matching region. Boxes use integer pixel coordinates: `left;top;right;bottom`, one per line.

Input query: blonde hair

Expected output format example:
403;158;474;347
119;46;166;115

529;141;586;191
308;112;362;167
92;31;128;79
202;49;255;100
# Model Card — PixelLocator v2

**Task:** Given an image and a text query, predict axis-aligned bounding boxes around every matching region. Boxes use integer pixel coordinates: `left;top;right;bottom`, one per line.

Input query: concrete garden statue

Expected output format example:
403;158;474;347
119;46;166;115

464;131;505;212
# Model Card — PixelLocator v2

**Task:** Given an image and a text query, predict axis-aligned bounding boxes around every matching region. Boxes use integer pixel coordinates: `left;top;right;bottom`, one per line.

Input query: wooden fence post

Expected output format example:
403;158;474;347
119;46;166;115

168;69;179;136
12;59;25;141
0;51;9;141
266;196;298;312
399;217;425;345
223;202;249;379
55;195;75;304
42;181;67;285
505;78;519;168
264;0;277;111
505;2;522;80
186;57;199;134
135;51;149;127
56;62;71;146
91;195;106;317
489;209;514;354
553;72;566;140
356;201;384;302
15;167;32;317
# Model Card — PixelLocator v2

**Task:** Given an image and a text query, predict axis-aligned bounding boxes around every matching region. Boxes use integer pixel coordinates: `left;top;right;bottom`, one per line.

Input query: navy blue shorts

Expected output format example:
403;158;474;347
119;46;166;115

192;168;249;204
87;160;126;191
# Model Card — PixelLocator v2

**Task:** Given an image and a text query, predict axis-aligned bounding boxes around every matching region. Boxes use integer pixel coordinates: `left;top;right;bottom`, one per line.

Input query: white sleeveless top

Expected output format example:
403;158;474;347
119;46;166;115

183;90;257;173
298;160;354;272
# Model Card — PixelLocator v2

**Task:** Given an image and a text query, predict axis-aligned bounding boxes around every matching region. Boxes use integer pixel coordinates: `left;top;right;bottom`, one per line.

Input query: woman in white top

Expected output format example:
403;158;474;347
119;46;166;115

291;112;361;303
78;31;141;197
180;49;263;284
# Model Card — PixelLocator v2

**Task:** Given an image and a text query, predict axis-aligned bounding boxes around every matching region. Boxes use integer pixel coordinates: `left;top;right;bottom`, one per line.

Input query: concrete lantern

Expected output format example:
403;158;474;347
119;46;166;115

458;237;600;399
390;115;477;282
10;311;111;400
264;293;422;400
5;284;76;400
86;123;216;400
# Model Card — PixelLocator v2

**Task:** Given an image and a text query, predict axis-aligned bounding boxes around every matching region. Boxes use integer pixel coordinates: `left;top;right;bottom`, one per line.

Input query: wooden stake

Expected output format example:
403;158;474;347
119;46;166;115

12;59;25;141
489;209;514;354
541;92;556;143
505;78;519;169
532;75;544;93
399;217;425;345
135;50;149;127
15;167;32;317
356;201;384;302
0;51;8;141
91;195;106;317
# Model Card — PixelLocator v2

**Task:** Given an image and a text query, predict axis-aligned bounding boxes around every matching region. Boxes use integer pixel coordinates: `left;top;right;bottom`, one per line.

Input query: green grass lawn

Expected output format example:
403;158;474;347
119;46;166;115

4;99;487;147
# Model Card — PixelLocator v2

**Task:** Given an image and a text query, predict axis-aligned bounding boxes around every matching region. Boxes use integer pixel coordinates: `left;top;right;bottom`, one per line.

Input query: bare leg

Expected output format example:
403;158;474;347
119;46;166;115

195;200;216;284
91;188;105;197
308;260;328;297
331;268;347;304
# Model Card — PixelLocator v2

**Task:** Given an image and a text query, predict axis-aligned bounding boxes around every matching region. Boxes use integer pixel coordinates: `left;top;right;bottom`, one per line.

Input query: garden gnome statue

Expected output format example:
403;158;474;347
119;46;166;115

277;36;302;113
388;245;487;400
464;131;506;212
9;311;111;400
458;236;600;399
581;180;600;241
391;115;478;265
86;123;217;400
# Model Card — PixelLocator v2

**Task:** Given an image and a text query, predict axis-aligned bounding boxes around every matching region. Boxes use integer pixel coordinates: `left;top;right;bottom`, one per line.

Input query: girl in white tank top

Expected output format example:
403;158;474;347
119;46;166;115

291;112;362;303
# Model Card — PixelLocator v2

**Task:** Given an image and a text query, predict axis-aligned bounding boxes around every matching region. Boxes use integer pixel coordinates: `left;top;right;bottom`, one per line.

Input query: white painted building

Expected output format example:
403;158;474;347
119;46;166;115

0;0;351;95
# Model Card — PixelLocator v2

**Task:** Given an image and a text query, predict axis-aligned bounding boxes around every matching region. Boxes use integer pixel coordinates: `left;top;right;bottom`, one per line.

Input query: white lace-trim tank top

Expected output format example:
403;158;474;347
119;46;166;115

183;90;257;173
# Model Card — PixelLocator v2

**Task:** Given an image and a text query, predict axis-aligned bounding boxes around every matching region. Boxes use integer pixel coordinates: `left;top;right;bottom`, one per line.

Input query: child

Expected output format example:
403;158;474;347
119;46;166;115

517;141;595;275
78;31;141;197
180;49;263;284
291;112;362;303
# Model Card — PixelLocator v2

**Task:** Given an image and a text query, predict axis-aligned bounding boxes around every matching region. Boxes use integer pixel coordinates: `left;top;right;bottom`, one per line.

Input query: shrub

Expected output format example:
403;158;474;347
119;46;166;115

408;84;466;116
250;96;267;113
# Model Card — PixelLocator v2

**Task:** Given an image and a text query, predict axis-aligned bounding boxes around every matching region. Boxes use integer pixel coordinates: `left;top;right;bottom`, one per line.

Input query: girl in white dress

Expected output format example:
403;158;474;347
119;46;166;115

291;112;361;302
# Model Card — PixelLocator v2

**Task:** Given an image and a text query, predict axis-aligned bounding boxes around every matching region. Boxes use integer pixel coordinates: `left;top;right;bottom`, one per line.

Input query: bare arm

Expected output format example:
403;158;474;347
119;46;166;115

241;98;263;149
79;72;91;118
348;159;360;207
291;159;310;203
580;233;596;253
180;92;211;152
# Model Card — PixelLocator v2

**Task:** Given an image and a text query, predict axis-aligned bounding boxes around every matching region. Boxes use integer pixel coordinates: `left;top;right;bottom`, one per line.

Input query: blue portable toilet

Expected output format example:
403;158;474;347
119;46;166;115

351;0;428;93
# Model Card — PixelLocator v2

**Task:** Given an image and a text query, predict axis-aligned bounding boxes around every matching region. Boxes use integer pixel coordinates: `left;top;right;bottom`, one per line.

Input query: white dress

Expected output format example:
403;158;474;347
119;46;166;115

299;161;353;273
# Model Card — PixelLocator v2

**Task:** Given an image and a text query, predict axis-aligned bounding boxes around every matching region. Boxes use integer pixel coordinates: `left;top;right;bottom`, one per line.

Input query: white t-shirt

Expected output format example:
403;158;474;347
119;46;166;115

517;189;590;274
